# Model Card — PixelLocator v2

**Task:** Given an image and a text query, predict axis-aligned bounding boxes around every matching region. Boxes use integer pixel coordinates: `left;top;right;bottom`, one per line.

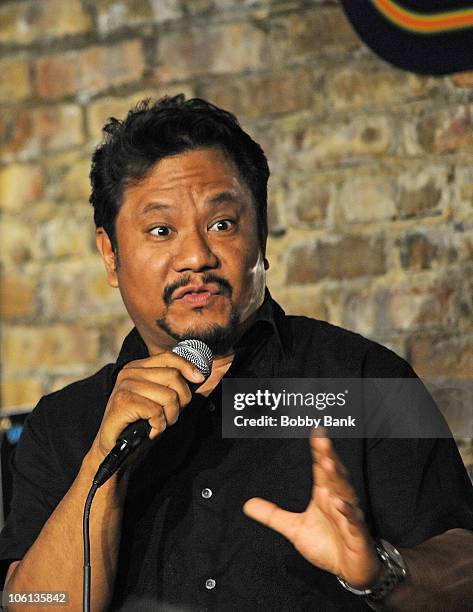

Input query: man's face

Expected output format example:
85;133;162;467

97;147;266;356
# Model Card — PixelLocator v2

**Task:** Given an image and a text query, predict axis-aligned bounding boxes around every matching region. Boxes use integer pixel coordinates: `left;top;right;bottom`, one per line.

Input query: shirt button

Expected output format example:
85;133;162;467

207;401;215;412
205;578;216;590
201;487;212;499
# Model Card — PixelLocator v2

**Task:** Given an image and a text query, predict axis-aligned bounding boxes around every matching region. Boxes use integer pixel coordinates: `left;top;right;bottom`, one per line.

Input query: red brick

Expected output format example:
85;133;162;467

1;216;38;265
0;0;92;45
278;115;393;171
340;176;396;223
0;275;38;319
416;106;473;154
409;336;473;379
325;63;435;112
86;85;195;141
38;209;96;259
269;8;359;63
450;71;473;88
286;235;386;283
387;281;456;332
46;156;91;203
342;285;384;337
41;261;126;319
0;378;43;410
201;67;315;120
111;319;135;356
273;287;328;321
268;174;335;230
397;178;443;218
2;324;100;371
156;23;266;82
96;0;181;33
343;278;460;336
0;57;32;104
285;176;334;227
35;40;145;100
266;198;282;235
268;174;332;233
0;164;44;212
0;105;83;160
399;231;457;271
400;233;436;270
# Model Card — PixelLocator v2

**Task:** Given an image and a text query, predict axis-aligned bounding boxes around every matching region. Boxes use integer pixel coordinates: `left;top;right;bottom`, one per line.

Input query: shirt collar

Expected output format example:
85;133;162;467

233;287;290;355
108;288;291;394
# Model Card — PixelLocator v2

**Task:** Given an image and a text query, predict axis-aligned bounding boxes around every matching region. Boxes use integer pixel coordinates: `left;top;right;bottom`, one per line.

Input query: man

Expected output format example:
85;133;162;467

1;95;472;611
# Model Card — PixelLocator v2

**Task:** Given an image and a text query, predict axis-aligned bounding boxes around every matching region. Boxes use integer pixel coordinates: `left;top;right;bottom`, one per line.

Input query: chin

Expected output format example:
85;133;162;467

156;308;241;355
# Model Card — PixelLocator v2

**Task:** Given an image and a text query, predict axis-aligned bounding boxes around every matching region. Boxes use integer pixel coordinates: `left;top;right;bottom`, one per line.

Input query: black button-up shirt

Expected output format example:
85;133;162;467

1;291;473;611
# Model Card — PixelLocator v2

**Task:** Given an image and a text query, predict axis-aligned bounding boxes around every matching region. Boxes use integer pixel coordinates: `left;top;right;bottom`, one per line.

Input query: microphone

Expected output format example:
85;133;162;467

93;339;213;487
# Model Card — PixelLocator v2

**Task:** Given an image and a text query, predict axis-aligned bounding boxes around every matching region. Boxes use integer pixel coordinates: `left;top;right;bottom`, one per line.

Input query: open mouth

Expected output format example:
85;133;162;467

179;291;217;306
173;283;221;302
173;283;219;300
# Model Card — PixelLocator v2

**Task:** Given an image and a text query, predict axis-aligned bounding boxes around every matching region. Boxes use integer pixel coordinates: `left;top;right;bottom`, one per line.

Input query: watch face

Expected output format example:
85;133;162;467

379;539;407;572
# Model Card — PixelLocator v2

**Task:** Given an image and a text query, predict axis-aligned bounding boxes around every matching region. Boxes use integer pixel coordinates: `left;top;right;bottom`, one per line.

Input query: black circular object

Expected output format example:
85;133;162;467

340;0;473;75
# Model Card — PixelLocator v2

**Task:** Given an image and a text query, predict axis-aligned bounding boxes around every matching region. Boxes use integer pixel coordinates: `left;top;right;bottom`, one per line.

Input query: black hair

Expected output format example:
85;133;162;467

89;94;270;251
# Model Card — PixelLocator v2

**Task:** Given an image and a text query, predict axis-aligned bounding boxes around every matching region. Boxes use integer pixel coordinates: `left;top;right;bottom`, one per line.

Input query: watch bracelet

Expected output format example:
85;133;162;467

364;541;406;602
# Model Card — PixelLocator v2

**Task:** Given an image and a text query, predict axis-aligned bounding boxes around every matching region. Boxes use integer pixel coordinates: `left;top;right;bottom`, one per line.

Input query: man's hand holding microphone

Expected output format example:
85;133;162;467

86;339;213;488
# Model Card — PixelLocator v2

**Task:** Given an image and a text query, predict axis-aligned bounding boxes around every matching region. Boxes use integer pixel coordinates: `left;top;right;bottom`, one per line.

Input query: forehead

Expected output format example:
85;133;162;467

124;147;251;204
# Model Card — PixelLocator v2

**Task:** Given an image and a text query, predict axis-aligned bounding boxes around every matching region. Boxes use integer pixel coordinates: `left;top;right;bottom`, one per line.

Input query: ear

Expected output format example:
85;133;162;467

264;257;270;271
96;227;119;287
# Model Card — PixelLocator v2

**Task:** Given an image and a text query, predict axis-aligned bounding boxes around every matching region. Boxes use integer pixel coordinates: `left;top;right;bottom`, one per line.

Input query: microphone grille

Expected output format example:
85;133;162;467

172;339;213;379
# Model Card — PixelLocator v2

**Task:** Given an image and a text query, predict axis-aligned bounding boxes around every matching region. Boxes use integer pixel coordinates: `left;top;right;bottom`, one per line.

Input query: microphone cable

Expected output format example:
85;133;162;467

82;339;212;612
83;482;98;612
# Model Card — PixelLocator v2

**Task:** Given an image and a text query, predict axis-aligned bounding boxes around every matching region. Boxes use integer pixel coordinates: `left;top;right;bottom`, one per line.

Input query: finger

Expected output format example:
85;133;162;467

332;497;369;544
321;457;357;500
310;433;349;476
99;391;167;455
310;435;354;499
117;378;182;426
243;498;299;541
116;370;192;414
335;498;366;527
147;409;168;440
123;353;206;384
312;456;358;510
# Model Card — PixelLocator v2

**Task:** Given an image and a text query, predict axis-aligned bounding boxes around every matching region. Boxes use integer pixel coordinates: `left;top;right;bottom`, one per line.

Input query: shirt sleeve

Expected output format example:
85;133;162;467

361;345;473;546
0;398;70;587
366;437;473;547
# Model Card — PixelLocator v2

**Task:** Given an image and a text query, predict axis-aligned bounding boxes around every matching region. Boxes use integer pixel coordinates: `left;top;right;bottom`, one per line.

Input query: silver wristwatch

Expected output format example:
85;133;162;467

337;539;407;602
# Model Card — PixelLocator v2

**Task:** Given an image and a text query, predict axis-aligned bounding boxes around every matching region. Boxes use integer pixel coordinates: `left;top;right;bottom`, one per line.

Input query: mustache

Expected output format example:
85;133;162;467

163;273;233;306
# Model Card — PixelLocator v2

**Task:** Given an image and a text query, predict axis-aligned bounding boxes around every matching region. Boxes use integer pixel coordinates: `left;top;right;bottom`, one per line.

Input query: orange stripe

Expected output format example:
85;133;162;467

372;0;473;33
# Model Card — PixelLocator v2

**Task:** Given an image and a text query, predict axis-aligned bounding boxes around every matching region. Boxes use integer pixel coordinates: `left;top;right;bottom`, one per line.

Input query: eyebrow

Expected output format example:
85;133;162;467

142;202;172;214
141;191;243;215
207;191;242;206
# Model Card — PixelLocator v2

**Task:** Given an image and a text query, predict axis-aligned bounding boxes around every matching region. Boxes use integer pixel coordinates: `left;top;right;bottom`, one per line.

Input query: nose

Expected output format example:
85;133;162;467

172;228;219;273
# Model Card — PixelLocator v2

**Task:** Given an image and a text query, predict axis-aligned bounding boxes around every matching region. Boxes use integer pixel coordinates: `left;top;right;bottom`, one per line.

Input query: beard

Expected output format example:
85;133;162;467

157;272;240;355
155;306;241;355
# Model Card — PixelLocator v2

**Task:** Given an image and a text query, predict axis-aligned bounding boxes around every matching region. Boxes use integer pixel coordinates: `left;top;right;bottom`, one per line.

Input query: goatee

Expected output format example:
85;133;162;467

156;308;241;355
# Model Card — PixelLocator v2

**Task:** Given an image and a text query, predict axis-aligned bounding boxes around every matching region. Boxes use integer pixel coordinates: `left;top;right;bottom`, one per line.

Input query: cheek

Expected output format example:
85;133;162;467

243;250;266;287
118;250;169;304
225;234;264;281
121;241;166;275
236;251;266;319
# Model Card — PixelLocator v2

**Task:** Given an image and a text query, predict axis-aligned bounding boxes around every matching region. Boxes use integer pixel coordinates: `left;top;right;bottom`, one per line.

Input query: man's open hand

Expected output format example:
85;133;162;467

243;433;382;589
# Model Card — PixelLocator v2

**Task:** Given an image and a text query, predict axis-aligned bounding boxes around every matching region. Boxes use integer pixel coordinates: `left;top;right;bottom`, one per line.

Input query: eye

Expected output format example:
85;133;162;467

210;219;235;232
150;226;171;238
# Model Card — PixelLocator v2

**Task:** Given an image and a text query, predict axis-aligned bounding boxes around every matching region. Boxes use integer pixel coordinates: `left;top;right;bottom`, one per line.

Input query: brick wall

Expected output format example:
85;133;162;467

0;0;472;469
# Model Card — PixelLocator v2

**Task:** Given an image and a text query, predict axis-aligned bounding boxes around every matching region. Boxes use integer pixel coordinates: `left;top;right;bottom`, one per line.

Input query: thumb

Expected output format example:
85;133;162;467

243;497;297;540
